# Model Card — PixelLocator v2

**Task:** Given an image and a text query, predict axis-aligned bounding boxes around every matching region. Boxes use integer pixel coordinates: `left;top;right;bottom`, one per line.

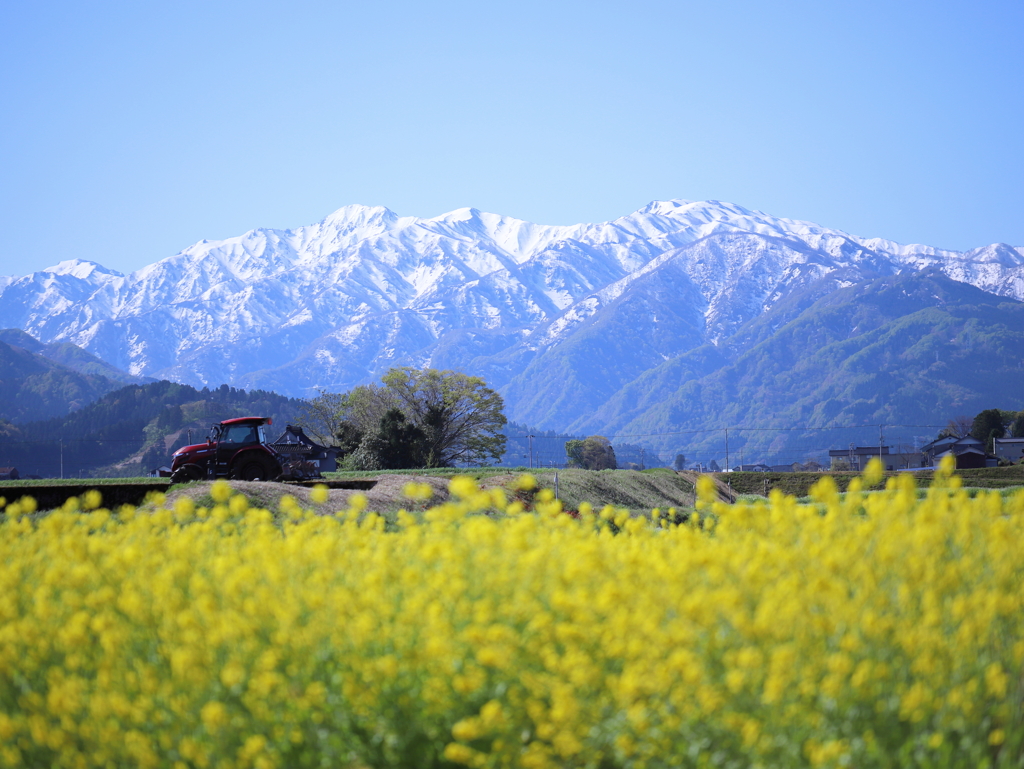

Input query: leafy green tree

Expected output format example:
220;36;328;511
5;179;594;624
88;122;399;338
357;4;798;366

356;408;427;470
380;368;506;467
313;368;507;469
334;421;365;457
565;439;585;468
672;453;686;471
1011;411;1024;438
580;435;617;471
972;408;1007;453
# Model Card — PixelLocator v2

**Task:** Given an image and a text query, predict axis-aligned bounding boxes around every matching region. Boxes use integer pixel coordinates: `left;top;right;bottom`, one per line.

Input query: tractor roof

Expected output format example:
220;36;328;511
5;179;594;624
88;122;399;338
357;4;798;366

220;417;272;426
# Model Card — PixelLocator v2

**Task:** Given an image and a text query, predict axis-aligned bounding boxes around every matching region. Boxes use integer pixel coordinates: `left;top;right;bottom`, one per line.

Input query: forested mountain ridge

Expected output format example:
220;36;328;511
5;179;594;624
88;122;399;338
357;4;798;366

0;329;156;424
0;339;121;423
0;328;154;386
574;269;1024;463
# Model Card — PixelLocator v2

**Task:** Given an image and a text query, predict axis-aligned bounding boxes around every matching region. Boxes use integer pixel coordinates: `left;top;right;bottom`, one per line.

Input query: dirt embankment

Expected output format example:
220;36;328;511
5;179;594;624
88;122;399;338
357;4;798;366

7;468;743;516
674;470;737;503
161;470;713;516
162;474;458;517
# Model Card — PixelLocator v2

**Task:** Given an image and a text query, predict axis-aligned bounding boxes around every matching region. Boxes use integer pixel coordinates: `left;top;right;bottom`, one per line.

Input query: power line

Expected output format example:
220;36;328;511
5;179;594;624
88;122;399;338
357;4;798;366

601;424;946;439
0;439;147;444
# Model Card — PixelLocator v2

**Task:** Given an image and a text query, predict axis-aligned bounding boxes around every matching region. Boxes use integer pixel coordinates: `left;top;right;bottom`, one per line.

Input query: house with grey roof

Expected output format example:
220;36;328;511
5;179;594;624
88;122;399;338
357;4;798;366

993;437;1024;464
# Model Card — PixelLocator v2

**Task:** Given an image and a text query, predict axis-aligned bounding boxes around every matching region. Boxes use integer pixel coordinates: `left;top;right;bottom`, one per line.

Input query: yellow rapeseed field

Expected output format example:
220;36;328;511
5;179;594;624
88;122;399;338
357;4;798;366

0;457;1022;769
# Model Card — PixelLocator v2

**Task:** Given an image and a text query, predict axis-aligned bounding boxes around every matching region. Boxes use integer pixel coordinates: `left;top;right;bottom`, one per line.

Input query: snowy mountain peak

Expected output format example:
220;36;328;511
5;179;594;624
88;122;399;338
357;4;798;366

44;259;124;280
435;207;481;222
322;203;398;227
639;199;695;216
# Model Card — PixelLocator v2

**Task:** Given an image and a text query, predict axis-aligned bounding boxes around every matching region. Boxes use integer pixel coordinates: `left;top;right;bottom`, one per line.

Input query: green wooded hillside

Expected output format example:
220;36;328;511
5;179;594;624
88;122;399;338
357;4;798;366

0;339;123;423
575;269;1024;464
0;381;304;478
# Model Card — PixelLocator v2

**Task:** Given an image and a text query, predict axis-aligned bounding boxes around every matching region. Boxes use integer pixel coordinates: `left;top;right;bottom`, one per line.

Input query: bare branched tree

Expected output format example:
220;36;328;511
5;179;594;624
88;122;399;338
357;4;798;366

939;415;973;439
296;389;350;446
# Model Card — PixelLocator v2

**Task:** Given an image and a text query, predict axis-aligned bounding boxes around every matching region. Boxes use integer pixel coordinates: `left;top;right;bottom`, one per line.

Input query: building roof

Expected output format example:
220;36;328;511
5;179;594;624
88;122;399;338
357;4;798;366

272;425;337;455
828;446;892;456
921;435;983;453
936;446;987;458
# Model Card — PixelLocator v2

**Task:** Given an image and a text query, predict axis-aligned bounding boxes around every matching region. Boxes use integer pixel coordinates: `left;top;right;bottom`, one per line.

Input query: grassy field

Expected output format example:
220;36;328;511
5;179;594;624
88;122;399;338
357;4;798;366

0;476;166;487
720;463;1024;497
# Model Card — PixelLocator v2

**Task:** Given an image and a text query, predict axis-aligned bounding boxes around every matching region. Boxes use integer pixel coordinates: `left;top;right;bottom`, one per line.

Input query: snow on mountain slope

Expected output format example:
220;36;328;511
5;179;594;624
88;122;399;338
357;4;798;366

1;200;1021;414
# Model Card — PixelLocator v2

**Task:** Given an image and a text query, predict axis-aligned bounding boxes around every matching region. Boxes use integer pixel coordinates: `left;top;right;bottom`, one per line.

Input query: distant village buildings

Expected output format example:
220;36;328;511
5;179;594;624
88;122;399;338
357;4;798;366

827;446;926;472
820;435;1014;472
919;436;994;470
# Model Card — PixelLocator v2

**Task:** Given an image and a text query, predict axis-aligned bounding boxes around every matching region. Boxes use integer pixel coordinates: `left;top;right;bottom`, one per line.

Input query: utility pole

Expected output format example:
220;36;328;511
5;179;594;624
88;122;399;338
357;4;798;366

879;424;884;470
640;447;645;470
528;434;535;469
725;428;729;472
60;439;64;480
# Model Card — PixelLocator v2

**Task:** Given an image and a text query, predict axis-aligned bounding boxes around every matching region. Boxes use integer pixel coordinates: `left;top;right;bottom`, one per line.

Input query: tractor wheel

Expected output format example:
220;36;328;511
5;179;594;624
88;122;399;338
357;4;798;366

231;457;279;482
169;464;203;484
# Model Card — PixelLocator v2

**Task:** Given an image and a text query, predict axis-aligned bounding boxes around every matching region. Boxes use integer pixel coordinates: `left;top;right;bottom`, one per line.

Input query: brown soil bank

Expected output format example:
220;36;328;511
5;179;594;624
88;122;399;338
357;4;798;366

159;474;455;517
161;469;703;517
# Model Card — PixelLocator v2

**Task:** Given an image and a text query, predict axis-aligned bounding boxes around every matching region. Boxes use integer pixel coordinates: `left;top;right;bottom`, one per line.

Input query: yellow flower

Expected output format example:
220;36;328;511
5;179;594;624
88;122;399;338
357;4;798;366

862;457;884;487
449;476;478;499
200;700;228;730
403;481;433;501
514;474;537;491
210;480;232;503
443;742;479;765
451;717;483;741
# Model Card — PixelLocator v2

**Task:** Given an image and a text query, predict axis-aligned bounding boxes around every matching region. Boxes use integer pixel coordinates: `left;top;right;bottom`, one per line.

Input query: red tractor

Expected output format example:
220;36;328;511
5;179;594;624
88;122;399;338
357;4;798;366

169;417;308;483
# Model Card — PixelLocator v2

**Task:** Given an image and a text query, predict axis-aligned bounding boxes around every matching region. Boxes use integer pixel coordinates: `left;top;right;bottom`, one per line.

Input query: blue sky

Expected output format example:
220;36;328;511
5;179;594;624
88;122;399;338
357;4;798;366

2;0;1023;276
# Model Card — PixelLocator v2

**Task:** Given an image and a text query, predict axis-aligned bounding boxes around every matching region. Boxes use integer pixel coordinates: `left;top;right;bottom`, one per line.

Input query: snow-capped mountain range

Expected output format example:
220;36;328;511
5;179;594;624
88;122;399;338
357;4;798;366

2;199;1022;430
